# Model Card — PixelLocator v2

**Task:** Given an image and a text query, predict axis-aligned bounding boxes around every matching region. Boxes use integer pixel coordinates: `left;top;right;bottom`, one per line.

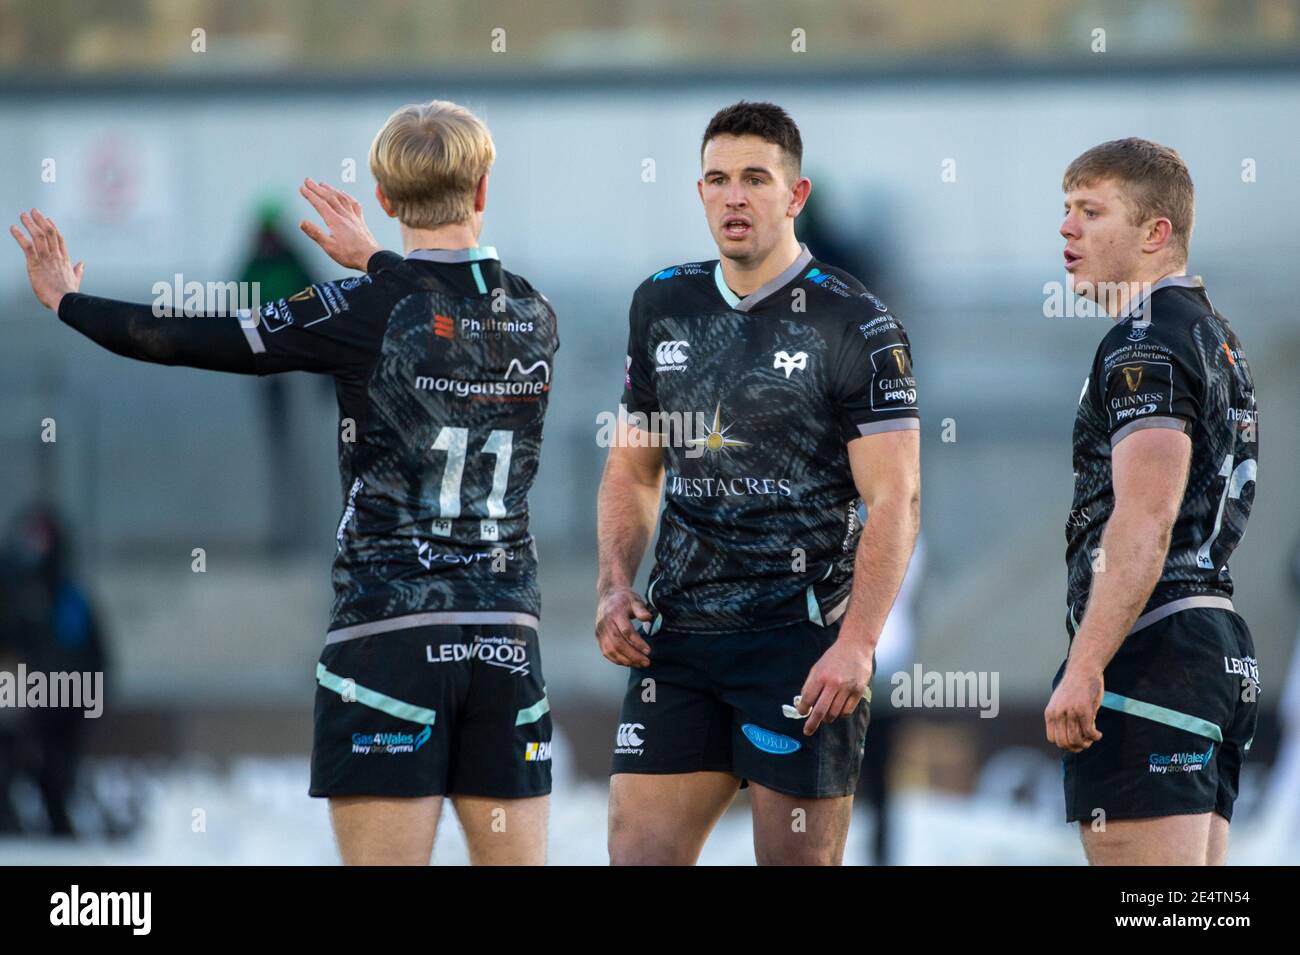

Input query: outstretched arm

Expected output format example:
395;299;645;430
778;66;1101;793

12;200;394;376
13;208;259;373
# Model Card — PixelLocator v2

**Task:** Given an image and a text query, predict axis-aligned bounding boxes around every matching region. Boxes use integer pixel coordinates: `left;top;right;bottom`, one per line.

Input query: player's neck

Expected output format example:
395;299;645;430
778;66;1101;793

718;233;804;297
1106;259;1187;320
399;221;482;255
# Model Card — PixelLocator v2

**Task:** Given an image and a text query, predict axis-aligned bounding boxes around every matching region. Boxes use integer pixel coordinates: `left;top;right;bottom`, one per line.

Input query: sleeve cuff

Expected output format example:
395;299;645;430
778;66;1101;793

237;308;267;355
366;250;404;274
56;292;87;323
852;417;921;438
1110;415;1191;447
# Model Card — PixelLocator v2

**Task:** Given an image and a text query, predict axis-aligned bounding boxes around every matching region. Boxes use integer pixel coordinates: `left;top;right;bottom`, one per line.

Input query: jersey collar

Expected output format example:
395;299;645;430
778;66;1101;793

713;243;814;313
1119;273;1205;321
407;246;499;264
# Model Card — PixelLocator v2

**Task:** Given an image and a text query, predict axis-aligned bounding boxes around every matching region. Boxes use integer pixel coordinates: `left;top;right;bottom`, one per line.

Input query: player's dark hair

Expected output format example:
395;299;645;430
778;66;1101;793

701;101;803;180
1063;137;1195;259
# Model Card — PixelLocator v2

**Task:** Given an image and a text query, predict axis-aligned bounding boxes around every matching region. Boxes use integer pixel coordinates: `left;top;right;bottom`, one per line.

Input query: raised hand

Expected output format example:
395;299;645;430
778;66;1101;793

298;178;383;272
10;209;83;311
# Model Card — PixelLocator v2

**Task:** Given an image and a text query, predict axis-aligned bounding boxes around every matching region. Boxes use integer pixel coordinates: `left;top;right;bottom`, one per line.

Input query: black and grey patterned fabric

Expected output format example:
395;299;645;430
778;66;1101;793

1066;276;1258;626
246;248;558;638
620;244;919;633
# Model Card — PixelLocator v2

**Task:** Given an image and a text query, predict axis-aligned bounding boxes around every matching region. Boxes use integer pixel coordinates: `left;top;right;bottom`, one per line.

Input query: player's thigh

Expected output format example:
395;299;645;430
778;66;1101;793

329;795;442;865
720;623;871;804
1206;811;1231;866
451;794;549;865
311;627;459;803
608;771;741;865
1080;811;1213;866
750;784;854;866
450;625;553;801
1061;609;1240;830
1213;611;1259;834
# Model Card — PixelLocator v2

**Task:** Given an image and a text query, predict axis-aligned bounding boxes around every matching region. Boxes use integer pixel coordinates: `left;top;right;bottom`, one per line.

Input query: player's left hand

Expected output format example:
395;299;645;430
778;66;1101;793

10;209;83;311
1044;666;1104;752
299;178;382;271
798;638;873;736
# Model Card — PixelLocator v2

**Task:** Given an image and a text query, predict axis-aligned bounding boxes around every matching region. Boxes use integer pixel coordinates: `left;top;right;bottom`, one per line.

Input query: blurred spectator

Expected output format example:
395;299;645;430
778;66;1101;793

0;503;107;836
795;177;887;295
237;200;318;554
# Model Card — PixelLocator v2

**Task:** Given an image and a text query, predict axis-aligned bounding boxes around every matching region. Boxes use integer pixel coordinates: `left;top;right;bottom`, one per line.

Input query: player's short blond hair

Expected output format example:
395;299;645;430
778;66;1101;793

1063;137;1195;259
369;100;495;229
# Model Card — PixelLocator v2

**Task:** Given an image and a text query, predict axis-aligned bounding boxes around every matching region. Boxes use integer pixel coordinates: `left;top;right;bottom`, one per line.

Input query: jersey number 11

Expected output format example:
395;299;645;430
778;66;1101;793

430;426;514;541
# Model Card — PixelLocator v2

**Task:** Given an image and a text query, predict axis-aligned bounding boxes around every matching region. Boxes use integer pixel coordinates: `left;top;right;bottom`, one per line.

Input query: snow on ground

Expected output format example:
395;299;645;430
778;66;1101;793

1;732;1296;865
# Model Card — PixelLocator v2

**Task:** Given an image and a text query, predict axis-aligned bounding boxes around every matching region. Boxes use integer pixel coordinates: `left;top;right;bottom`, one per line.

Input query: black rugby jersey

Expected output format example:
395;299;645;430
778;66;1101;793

1065;275;1258;631
620;243;919;633
243;247;558;639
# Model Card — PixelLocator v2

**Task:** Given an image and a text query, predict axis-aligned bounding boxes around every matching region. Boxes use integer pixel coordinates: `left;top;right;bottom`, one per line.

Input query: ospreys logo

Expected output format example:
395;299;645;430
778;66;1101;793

1122;365;1144;392
773;350;808;378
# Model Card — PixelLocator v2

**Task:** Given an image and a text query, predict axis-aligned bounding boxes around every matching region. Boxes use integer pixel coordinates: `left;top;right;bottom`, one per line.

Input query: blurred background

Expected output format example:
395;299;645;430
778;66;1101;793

0;0;1297;864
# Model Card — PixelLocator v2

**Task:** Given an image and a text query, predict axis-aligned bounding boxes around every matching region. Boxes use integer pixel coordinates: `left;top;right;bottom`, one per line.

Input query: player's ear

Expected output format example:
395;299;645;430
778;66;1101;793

1142;216;1174;254
474;173;489;213
788;176;812;218
374;184;397;219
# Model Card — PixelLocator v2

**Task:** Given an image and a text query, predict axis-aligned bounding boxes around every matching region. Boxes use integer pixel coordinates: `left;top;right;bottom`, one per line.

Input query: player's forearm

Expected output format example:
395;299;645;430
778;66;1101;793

596;465;662;596
1068;505;1173;674
837;492;919;654
57;293;257;374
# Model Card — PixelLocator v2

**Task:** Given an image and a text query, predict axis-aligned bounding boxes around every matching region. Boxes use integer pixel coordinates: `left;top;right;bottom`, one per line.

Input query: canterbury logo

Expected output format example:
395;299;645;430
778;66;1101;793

506;358;551;383
891;347;908;375
1122;365;1143;392
616;723;644;747
773;350;808;378
655;340;690;366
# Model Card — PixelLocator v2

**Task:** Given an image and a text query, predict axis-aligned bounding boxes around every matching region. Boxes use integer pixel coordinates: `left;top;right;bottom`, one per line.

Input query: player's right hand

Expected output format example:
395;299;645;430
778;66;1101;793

298;178;382;272
10;209;83;312
1044;666;1104;752
595;587;654;668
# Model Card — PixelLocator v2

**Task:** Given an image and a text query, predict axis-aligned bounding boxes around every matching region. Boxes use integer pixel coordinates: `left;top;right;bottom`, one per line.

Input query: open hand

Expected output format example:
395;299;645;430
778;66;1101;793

10;209;83;311
298;178;382;271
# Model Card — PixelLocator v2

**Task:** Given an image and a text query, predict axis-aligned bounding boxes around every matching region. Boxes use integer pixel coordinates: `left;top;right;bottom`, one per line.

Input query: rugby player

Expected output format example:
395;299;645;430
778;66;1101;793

11;101;558;865
1046;138;1259;865
595;102;921;865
